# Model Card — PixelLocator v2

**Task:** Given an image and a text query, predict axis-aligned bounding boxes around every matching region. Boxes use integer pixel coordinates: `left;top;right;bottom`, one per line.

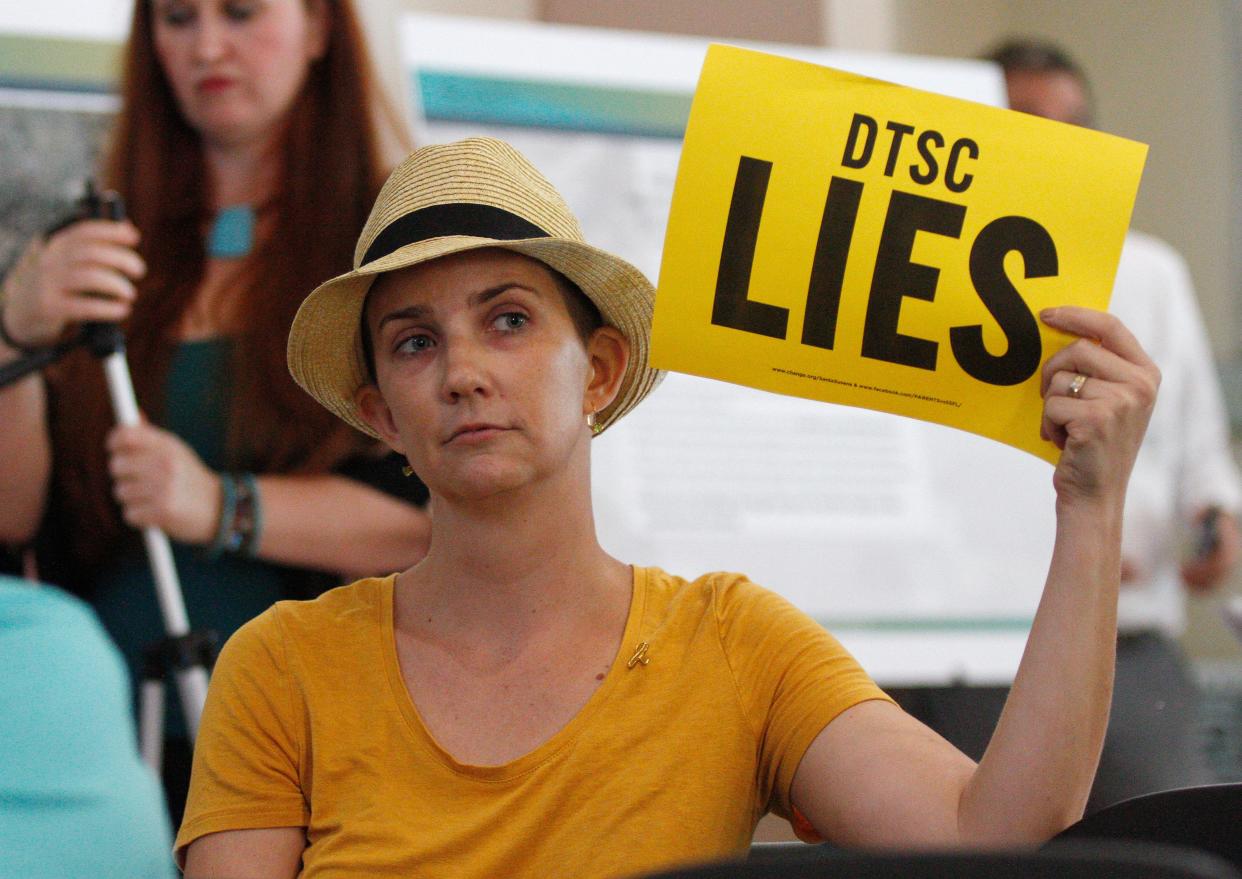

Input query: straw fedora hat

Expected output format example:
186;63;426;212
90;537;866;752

287;137;663;439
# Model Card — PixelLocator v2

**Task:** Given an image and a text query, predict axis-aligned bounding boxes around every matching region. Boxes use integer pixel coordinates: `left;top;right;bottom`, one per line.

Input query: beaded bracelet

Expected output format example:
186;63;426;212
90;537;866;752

205;474;238;560
228;473;262;557
205;472;263;559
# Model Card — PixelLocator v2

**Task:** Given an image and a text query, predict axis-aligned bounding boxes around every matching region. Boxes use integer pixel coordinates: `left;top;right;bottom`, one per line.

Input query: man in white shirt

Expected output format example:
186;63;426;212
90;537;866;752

992;38;1241;808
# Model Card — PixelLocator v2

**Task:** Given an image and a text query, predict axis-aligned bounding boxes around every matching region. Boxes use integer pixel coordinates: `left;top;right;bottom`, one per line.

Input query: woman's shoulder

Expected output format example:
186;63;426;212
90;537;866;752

637;566;796;624
228;574;394;651
639;565;780;597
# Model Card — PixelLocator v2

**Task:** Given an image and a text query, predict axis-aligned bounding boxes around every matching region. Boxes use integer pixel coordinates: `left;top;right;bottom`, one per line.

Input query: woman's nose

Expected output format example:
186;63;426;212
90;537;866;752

439;338;492;402
192;13;228;63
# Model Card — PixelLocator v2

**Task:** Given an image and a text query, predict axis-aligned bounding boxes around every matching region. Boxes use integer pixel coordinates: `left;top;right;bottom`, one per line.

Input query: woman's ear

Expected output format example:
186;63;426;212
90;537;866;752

355;383;406;455
583;326;629;415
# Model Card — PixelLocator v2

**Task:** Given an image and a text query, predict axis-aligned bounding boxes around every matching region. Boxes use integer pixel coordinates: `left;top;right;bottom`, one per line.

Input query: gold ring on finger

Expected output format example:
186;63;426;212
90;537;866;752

1067;373;1087;399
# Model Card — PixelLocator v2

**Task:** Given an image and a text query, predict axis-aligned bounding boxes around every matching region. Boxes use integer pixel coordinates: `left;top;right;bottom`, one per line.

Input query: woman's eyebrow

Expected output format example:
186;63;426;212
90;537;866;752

469;282;540;307
377;282;542;330
376;304;429;331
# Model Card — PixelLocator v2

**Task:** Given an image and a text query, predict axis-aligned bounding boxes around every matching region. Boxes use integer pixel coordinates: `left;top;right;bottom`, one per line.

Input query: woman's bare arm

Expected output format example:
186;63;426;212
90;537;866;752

791;306;1159;847
183;827;305;879
0;346;51;545
0;222;144;545
106;421;429;578
254;473;430;578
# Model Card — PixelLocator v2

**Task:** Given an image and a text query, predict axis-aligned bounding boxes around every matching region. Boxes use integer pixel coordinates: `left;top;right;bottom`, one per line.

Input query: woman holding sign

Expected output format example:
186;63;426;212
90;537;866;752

177;138;1158;879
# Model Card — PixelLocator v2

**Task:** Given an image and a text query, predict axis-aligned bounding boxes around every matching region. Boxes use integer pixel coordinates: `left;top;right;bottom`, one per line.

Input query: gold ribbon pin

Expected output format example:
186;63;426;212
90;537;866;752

626;641;651;669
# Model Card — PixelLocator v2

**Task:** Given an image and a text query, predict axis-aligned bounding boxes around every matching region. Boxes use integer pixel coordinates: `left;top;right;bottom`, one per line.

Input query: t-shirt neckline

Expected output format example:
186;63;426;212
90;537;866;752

379;566;648;781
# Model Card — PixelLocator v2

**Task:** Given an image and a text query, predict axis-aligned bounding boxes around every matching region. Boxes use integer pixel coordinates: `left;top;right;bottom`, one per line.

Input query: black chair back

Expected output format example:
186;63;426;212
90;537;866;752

643;839;1241;879
1056;783;1242;868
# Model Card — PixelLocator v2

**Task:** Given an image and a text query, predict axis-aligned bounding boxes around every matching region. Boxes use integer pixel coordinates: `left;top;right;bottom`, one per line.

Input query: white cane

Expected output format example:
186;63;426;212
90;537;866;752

80;181;210;770
101;349;209;766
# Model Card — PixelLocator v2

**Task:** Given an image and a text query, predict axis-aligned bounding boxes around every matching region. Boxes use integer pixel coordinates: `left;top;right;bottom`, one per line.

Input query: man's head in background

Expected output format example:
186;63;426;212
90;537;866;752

987;38;1093;127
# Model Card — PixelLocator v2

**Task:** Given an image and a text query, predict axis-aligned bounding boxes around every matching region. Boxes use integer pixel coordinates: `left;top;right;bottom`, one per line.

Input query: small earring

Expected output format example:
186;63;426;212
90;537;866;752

401;464;415;477
587;411;603;436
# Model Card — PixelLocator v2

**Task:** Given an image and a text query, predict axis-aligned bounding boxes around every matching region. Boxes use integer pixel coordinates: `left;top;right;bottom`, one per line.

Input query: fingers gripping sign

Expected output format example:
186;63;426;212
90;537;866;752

1038;306;1160;502
106;419;221;545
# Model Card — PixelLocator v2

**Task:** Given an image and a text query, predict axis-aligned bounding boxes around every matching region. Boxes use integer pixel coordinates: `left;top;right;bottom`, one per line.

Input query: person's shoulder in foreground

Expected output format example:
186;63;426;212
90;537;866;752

0;576;174;879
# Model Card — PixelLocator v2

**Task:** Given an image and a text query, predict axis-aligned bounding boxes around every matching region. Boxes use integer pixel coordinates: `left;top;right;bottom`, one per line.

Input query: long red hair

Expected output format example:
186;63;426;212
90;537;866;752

46;0;411;574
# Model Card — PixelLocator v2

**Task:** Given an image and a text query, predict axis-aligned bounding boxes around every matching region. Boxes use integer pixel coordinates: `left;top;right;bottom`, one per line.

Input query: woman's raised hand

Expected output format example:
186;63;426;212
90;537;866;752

1;219;145;349
107;421;221;546
1038;306;1160;506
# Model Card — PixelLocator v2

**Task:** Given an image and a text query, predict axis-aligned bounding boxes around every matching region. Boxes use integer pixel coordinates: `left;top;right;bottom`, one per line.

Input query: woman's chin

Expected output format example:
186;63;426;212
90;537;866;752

434;461;534;505
423;437;580;506
191;112;280;152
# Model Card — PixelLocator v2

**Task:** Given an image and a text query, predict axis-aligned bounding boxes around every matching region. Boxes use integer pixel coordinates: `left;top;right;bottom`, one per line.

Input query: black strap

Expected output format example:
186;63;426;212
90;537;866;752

362;203;550;266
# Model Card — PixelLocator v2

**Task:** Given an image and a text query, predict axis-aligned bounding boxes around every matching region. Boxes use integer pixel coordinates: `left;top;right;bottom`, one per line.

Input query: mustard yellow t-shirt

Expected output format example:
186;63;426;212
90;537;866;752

176;566;890;878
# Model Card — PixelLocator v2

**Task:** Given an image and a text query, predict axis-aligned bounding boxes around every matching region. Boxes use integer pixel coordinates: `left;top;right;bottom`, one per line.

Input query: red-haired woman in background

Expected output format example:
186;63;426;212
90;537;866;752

0;0;429;822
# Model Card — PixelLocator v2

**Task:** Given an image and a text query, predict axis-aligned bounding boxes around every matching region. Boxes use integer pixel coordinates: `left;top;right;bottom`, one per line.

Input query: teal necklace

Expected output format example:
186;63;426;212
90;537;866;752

207;205;255;258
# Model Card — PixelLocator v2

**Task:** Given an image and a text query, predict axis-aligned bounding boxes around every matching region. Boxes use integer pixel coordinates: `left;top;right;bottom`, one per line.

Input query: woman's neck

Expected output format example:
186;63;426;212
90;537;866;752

203;135;279;210
399;452;627;639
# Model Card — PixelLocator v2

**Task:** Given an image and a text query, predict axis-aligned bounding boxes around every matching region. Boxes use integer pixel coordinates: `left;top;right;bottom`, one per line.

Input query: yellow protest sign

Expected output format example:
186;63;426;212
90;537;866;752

652;44;1147;463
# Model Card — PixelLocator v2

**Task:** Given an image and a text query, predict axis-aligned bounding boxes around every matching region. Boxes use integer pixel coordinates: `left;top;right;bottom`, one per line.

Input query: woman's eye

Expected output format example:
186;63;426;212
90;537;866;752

493;312;528;332
396;334;435;355
159;2;195;26
224;0;259;22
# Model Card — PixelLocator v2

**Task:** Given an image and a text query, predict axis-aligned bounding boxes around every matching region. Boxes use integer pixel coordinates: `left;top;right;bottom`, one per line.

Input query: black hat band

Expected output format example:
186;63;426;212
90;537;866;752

361;203;551;266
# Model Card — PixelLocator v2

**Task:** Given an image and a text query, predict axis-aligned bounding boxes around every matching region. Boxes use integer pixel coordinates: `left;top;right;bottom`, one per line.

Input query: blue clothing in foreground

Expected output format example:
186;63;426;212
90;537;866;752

0;577;173;879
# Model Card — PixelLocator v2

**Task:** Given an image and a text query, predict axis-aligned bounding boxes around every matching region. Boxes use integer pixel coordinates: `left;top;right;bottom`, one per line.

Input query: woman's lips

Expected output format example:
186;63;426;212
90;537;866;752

197;76;234;94
447;424;507;444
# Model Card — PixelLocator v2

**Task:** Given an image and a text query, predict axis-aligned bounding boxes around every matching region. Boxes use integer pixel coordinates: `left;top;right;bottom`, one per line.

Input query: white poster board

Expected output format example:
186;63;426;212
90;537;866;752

403;14;1052;685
